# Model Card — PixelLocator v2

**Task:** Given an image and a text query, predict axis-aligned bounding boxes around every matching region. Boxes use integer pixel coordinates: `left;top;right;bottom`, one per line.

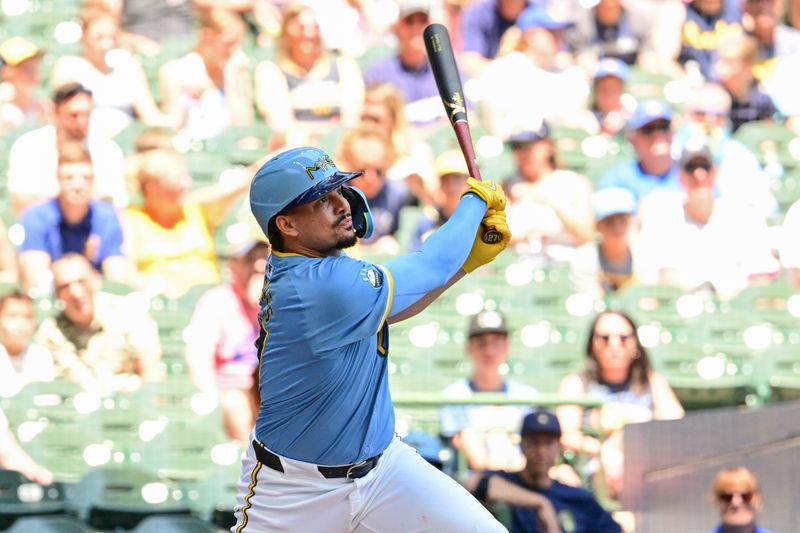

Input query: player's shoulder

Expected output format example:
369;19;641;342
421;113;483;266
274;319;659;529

278;253;389;291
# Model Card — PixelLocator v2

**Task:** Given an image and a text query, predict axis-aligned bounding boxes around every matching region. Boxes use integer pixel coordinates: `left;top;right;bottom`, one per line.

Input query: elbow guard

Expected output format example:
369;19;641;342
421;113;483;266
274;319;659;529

342;185;374;239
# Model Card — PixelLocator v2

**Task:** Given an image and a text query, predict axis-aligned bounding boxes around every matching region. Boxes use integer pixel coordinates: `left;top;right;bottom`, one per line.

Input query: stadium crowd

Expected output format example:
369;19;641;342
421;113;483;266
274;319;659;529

0;0;798;531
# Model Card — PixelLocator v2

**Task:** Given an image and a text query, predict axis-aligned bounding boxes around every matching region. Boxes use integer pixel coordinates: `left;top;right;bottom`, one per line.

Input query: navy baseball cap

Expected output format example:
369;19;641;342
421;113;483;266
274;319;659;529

628;99;673;131
468;310;509;338
594;57;629;82
521;410;562;437
249;147;363;234
516;5;574;31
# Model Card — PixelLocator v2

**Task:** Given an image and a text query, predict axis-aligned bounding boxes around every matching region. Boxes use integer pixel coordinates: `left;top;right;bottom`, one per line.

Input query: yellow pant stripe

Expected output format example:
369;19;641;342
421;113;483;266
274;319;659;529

236;461;263;533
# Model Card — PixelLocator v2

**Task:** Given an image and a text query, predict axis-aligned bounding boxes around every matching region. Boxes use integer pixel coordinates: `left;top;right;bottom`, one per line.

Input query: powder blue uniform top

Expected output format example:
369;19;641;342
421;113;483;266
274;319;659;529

254;251;395;465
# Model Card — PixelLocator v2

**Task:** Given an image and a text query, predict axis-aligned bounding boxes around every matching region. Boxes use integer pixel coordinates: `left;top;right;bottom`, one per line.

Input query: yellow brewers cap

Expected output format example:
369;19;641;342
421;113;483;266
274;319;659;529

433;150;469;178
0;37;42;67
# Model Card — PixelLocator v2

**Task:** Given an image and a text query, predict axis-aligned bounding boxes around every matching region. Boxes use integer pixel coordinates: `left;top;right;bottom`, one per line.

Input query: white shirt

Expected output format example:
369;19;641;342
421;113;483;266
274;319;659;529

7;125;127;208
0;343;54;397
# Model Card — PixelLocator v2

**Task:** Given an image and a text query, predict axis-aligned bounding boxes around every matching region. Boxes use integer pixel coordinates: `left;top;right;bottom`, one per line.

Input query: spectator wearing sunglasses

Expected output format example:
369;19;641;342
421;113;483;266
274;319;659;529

637;139;778;298
599;99;681;204
557;310;683;499
705;466;775;533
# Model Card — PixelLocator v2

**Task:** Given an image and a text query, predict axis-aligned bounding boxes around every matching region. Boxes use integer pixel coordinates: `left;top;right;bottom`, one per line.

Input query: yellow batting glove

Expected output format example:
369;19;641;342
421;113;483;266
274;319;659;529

462;177;506;212
462;210;512;273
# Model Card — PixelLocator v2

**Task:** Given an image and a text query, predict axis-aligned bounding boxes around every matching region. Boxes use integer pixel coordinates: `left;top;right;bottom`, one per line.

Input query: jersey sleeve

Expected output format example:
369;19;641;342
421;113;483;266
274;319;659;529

301;257;394;352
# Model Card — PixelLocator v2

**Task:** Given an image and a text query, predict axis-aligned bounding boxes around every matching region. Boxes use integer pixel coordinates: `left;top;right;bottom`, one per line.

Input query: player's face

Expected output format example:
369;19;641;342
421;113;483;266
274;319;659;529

57;161;94;206
717;482;760;525
55;93;93;141
467;332;509;374
0;298;36;353
591;313;637;376
53;258;97;327
284;186;357;255
521;433;560;477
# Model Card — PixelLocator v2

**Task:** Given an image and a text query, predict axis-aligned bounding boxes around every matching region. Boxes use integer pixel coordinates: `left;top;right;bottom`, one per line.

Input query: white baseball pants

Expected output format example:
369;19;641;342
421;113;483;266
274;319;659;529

231;435;507;532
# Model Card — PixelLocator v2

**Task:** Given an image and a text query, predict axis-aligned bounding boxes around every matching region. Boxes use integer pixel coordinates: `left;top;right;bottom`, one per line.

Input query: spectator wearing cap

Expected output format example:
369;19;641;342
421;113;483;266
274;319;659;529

478;5;588;137
185;231;270;444
0;36;51;133
364;0;445;124
466;410;620;533
7;82;127;216
410;150;470;251
637;140;778;298
679;0;744;80
18;143;133;293
570;187;641;298
587;57;634;136
459;0;532;77
599;99;680;204
676;82;776;218
439;310;538;473
705;466;775;533
503;122;595;261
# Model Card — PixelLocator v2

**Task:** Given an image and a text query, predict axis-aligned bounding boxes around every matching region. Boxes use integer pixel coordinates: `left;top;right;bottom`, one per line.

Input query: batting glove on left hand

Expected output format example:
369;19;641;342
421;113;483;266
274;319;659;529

462;177;506;212
462;209;512;273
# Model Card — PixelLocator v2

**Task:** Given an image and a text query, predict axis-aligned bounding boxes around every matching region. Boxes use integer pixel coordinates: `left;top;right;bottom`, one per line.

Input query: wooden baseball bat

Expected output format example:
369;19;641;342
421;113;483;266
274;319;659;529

424;23;502;244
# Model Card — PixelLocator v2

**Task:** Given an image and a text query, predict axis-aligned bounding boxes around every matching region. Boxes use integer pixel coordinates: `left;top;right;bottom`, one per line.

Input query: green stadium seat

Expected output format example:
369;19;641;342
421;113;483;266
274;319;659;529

135;426;237;481
6;515;90;533
217;123;273;166
733;120;799;170
0;470;67;530
65;466;190;530
25;425;109;482
185;465;240;530
762;344;800;402
770;169;800;216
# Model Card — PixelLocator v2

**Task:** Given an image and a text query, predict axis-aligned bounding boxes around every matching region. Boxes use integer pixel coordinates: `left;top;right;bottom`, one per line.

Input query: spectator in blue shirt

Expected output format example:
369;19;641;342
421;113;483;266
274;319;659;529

466;409;621;533
705;466;775;533
679;0;743;80
460;0;531;76
599;99;681;203
18;143;131;293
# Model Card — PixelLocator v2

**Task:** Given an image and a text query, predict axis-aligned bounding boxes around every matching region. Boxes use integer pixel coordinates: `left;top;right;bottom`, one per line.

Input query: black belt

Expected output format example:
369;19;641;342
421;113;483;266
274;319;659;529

252;440;382;480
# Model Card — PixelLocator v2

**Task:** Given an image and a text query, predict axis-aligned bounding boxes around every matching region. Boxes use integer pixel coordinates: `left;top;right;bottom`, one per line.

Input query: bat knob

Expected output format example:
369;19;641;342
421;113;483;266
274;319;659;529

481;226;503;245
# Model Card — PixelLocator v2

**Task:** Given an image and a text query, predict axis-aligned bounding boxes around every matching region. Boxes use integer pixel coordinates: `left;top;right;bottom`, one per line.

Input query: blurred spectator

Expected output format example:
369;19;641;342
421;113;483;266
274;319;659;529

35;253;164;396
18;144;132;293
599;99;679;203
459;0;530;77
479;5;588;136
466;410;621;533
567;0;653;66
122;149;251;297
679;0;743;80
705;467;775;533
411;150;470;251
254;3;364;148
780;199;800;287
185;237;270;444
50;10;168;138
0;291;54;397
337;128;412;252
7;83;127;216
742;0;800;63
586;57;634;136
0;406;53;485
637;141;778;297
403;431;448;471
557;310;684;498
364;0;444;124
0;37;51;134
116;0;194;45
676;83;776;217
570;187;641;298
0;220;18;284
504;123;595;261
714;33;778;133
443;0;469;54
439;310;538;472
159;8;253;140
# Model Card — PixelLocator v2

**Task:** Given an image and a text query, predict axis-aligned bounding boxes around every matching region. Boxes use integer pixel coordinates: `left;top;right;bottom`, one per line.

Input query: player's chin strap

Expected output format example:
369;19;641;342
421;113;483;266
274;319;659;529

342;186;374;240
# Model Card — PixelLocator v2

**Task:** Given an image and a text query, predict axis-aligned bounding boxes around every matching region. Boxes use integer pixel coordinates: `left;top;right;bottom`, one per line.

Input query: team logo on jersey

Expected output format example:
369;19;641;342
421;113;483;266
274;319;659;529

361;266;384;288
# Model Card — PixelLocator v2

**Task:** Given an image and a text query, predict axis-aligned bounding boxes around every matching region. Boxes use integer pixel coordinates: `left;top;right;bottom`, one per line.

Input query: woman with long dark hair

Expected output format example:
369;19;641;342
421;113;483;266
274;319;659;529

556;310;684;497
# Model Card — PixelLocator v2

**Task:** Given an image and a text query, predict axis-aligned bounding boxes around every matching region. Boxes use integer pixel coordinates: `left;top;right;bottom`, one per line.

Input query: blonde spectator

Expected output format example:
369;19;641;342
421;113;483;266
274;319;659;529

0;37;51;134
0;406;53;485
35;253;164;396
7;83;127;216
50;10;167;138
557;310;684;499
254;3;365;148
122;149;251;297
158;8;253;139
504;123;595;261
705;467;775;533
0;291;54;397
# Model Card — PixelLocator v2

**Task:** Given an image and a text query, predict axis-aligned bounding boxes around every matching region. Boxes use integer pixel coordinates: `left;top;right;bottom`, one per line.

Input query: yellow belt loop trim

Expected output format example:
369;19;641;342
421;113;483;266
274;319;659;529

236;461;263;532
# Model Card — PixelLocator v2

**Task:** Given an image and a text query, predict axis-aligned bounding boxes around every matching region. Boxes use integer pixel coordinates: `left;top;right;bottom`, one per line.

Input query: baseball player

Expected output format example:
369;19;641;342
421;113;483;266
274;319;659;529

232;146;512;532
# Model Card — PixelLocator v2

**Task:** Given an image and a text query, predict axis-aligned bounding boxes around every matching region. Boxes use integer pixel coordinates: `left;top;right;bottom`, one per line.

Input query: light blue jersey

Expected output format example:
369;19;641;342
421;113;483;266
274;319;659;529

254;251;395;465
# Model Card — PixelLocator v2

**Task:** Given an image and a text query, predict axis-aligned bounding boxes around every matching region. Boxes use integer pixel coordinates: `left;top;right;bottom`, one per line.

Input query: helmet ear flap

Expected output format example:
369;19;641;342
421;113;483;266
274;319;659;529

341;186;373;240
